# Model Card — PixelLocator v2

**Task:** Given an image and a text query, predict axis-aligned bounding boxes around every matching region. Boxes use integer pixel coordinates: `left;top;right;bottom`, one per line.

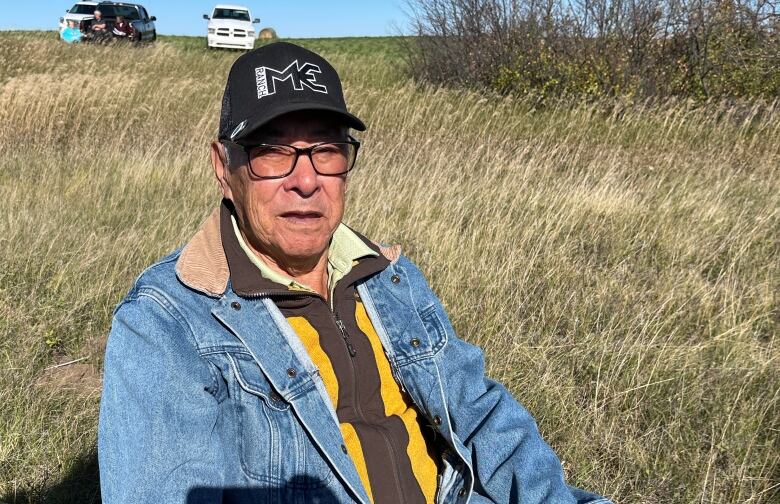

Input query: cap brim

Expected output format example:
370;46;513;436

228;103;366;144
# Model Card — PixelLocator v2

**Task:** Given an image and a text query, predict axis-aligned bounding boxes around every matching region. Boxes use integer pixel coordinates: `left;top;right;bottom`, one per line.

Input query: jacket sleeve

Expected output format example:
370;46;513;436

98;287;225;503
400;257;609;504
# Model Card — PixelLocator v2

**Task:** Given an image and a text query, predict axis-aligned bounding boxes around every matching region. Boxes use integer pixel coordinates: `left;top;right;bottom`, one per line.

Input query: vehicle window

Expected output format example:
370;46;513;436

212;9;250;21
70;4;98;14
96;5;116;16
139;7;148;20
112;6;141;19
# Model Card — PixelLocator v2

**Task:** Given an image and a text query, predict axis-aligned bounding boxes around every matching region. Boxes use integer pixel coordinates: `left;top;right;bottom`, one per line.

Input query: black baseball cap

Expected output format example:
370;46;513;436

218;42;365;144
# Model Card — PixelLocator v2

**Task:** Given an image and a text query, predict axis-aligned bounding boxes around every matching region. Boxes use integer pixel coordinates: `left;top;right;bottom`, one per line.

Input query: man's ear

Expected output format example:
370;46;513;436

210;140;233;201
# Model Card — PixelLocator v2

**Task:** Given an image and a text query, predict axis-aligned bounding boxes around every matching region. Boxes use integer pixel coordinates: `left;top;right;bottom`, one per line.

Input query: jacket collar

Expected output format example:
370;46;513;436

175;200;402;298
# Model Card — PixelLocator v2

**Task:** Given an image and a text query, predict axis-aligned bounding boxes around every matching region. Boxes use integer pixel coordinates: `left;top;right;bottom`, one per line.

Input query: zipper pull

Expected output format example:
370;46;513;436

335;318;357;357
345;340;357;358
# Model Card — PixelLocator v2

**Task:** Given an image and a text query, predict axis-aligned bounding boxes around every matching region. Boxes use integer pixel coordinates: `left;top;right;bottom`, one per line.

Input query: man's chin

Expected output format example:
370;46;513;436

277;237;330;261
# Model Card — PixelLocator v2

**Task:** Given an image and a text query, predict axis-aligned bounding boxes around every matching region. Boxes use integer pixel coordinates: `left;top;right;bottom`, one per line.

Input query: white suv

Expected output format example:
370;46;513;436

204;4;259;51
59;1;99;30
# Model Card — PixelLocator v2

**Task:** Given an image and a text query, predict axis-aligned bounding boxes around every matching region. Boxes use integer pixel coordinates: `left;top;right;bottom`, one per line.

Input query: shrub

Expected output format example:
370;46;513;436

405;0;780;100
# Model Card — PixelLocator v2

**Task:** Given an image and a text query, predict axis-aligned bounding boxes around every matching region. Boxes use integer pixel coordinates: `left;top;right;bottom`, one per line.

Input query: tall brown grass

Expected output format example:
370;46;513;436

0;32;778;503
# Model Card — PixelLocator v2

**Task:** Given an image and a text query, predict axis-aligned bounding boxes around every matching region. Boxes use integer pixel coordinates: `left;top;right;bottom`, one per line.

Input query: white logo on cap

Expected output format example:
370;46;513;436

255;60;328;99
230;120;248;140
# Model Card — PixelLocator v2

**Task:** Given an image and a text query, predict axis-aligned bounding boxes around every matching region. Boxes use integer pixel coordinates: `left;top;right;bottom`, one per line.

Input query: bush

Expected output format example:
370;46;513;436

405;0;780;100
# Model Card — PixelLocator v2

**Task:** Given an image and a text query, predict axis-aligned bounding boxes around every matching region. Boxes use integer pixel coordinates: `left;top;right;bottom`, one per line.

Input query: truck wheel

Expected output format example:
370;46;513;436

150;30;157;42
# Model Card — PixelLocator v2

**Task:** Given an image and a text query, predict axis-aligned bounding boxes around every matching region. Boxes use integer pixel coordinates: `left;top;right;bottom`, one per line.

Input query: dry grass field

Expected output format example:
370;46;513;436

0;32;778;503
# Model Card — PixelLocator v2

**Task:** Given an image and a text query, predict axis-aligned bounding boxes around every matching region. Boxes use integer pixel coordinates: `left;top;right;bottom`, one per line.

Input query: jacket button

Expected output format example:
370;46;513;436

286;368;297;378
390;274;401;284
270;392;283;403
230;301;241;310
433;415;442;426
341;444;348;454
458;486;466;497
410;338;421;348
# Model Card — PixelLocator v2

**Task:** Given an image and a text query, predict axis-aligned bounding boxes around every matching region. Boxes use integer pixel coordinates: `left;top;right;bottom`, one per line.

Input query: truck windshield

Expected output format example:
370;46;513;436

69;4;98;14
212;9;250;21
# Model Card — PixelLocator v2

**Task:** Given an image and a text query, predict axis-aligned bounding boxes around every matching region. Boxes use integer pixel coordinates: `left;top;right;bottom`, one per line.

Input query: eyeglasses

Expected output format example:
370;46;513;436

224;136;360;179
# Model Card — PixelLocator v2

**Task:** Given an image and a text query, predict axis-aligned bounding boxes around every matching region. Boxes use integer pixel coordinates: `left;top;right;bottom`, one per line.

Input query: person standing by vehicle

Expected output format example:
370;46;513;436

60;19;82;43
112;15;134;39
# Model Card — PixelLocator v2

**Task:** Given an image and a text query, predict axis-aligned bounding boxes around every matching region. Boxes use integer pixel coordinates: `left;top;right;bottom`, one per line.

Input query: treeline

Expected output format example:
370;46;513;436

405;0;780;100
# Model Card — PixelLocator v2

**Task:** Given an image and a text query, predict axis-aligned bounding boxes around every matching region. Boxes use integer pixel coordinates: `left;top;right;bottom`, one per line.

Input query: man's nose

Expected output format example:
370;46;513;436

284;152;319;196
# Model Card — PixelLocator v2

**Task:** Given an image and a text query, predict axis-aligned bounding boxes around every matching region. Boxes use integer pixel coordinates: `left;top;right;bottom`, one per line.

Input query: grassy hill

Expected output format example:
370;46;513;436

0;32;778;503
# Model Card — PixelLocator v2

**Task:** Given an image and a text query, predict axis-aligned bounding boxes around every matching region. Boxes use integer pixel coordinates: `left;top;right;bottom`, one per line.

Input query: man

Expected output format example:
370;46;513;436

99;42;611;504
89;9;109;40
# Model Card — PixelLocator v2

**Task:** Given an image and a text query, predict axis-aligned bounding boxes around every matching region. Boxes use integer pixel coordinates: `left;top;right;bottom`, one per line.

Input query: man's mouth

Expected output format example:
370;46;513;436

279;211;323;223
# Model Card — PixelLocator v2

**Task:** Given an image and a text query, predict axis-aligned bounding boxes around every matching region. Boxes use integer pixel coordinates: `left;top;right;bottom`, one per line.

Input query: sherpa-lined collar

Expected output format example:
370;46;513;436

175;201;401;298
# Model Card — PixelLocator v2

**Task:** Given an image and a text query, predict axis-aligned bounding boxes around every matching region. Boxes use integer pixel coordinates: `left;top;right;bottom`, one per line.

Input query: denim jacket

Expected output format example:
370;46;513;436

98;209;611;504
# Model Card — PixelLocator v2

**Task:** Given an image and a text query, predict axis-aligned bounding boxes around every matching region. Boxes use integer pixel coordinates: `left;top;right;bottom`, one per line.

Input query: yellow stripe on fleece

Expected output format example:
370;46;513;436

355;301;439;504
287;316;340;407
340;422;375;503
285;316;374;502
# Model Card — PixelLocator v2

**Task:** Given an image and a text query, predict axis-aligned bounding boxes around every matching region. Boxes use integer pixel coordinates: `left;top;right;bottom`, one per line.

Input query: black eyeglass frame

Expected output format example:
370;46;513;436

222;136;361;180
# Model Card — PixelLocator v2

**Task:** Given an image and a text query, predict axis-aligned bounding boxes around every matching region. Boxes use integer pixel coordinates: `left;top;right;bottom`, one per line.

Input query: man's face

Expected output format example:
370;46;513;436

94;11;102;19
213;111;350;267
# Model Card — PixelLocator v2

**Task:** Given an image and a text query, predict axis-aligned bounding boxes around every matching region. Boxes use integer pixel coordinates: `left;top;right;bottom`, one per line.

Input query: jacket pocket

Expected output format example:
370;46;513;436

394;304;450;368
225;351;335;488
418;304;448;356
228;352;289;411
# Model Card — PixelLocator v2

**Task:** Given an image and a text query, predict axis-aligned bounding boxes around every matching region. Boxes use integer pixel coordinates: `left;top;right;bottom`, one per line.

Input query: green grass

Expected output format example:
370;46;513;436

159;33;406;60
0;31;778;503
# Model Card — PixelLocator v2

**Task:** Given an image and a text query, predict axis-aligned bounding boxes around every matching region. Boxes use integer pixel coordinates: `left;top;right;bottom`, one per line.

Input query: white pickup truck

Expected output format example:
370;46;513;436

59;1;100;31
204;4;260;50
